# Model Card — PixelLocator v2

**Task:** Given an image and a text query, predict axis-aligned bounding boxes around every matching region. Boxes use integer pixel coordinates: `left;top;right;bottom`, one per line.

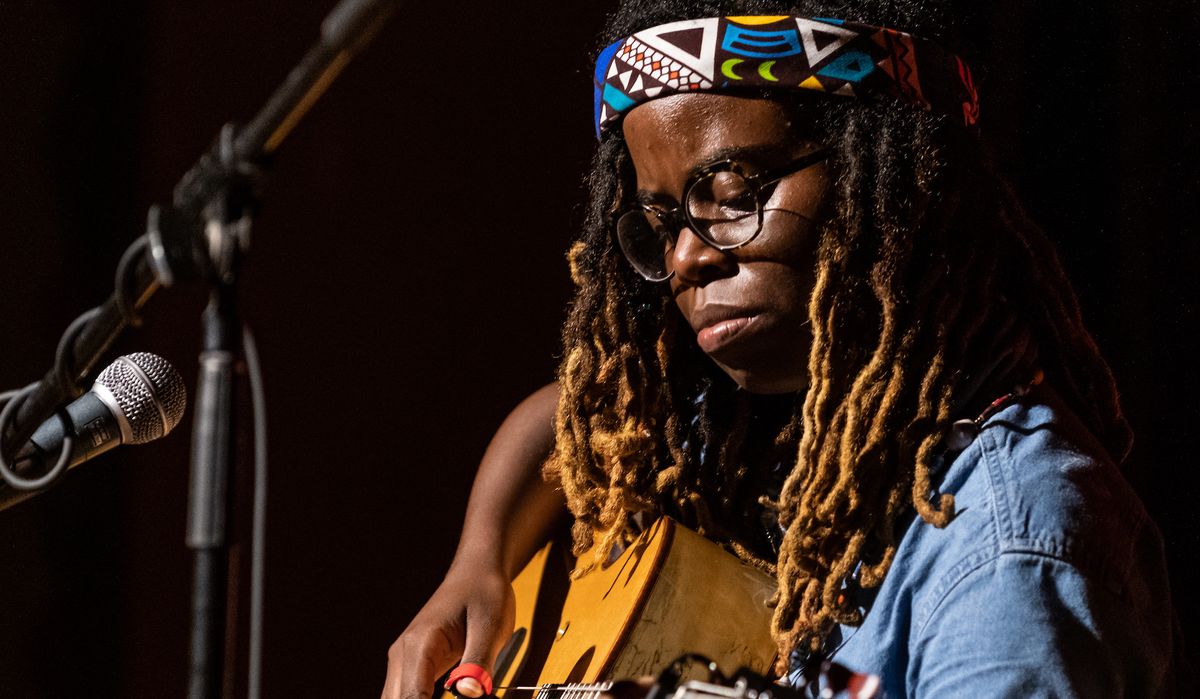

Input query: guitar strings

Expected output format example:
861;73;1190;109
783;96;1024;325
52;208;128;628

493;681;614;698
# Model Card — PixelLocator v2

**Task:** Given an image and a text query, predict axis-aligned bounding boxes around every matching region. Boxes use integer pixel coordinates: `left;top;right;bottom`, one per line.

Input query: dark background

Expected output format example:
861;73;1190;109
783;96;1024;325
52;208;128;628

0;1;1195;696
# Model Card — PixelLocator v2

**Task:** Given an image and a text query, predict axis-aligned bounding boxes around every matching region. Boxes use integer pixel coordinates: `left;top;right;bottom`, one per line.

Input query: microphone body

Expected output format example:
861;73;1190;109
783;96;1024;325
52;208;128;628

18;392;126;471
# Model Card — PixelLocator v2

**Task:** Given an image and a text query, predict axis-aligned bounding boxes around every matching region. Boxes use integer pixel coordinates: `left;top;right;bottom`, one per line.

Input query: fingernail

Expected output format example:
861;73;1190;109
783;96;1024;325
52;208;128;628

457;678;484;698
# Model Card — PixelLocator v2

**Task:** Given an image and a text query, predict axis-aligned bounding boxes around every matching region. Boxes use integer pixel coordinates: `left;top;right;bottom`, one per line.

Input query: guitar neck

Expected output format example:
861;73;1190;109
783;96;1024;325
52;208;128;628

496;661;876;699
500;679;798;699
498;682;613;699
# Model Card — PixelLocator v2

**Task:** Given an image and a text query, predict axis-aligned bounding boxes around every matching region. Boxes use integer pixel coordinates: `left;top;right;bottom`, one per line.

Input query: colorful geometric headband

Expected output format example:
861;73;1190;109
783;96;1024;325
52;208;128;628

593;16;980;137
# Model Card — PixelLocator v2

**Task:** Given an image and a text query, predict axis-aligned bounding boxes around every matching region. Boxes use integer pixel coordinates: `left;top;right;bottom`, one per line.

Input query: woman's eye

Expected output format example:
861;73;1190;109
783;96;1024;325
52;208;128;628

645;211;673;235
718;193;756;214
709;172;755;211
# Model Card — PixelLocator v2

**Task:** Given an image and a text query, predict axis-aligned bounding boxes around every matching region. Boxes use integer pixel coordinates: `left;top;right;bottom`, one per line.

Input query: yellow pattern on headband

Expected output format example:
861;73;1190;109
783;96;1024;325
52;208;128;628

726;15;792;24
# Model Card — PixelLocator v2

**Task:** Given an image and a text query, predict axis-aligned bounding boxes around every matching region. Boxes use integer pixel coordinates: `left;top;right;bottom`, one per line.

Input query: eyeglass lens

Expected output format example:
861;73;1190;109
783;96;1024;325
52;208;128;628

617;169;762;281
616;210;674;281
685;170;760;246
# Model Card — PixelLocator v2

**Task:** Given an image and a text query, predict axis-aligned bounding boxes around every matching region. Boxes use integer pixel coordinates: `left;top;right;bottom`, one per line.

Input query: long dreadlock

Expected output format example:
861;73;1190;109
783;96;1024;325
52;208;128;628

542;0;1132;667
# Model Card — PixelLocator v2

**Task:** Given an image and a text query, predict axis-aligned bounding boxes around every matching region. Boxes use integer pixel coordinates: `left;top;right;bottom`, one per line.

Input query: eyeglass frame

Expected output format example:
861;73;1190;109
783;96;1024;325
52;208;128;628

615;147;832;282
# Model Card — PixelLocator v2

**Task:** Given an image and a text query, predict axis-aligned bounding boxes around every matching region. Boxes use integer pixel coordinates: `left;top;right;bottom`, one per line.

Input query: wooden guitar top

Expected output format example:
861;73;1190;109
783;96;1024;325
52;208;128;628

488;518;778;695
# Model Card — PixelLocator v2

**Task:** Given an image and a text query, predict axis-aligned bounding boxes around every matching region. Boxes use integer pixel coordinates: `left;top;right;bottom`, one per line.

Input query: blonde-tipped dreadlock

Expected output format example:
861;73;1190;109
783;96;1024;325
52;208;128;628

542;0;1132;670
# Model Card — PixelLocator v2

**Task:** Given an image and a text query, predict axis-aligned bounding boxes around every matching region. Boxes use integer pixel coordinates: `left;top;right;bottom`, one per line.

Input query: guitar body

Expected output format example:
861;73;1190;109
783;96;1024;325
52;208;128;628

482;518;778;695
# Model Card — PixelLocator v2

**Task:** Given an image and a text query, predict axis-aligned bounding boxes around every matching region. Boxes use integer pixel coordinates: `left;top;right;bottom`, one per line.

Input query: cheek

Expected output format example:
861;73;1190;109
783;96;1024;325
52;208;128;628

744;222;821;302
676;260;814;321
749;264;816;317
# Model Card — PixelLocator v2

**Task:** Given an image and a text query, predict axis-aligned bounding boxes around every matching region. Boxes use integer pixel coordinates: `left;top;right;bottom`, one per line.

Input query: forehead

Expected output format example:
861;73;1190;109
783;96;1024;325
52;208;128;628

621;94;806;189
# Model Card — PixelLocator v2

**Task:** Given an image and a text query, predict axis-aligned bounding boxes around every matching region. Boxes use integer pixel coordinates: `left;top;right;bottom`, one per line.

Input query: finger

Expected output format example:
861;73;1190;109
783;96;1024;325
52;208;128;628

445;663;491;699
453;591;516;697
455;678;485;699
385;628;461;699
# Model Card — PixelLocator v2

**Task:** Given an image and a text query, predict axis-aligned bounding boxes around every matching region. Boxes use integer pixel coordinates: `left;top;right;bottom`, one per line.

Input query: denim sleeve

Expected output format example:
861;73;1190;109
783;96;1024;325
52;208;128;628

909;550;1164;697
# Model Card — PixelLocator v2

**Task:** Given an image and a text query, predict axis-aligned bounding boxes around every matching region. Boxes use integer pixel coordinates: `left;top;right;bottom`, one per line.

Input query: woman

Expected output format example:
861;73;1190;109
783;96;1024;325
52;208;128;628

383;1;1178;696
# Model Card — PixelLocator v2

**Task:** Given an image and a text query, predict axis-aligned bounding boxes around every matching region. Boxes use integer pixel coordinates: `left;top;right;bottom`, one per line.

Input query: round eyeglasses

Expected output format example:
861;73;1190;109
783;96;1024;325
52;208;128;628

616;149;830;282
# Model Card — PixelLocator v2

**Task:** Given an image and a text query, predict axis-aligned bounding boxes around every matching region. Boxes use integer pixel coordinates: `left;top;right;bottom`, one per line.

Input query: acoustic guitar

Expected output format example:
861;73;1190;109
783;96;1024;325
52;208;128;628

438;517;878;699
470;517;779;695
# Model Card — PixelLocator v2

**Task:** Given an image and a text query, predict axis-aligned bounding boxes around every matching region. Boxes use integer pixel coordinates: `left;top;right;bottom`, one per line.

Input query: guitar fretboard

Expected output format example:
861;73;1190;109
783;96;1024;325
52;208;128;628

496;682;613;699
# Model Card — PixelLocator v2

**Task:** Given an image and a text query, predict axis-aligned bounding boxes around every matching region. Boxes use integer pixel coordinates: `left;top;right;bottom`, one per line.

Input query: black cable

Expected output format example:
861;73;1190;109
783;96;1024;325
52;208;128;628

114;235;150;328
0;383;74;490
0;236;148;493
52;307;102;400
243;325;268;699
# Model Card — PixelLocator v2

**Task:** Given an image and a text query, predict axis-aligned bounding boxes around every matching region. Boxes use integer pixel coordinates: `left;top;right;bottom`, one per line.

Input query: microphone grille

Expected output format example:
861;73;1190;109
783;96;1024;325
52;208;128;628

95;352;188;444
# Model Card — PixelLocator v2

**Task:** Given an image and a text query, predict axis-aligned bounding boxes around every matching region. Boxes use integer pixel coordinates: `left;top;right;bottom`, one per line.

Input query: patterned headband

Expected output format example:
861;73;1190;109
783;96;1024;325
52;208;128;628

593;15;980;137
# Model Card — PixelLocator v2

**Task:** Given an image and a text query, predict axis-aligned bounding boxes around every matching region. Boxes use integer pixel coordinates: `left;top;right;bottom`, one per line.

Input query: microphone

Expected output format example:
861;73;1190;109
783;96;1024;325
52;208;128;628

13;352;187;475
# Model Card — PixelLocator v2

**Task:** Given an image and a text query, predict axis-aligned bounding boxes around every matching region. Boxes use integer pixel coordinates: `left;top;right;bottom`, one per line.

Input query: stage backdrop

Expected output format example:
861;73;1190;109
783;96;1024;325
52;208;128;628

0;1;1196;695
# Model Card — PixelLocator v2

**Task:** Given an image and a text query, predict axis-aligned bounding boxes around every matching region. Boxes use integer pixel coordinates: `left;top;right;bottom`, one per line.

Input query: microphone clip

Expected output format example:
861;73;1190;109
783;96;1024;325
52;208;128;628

147;122;265;289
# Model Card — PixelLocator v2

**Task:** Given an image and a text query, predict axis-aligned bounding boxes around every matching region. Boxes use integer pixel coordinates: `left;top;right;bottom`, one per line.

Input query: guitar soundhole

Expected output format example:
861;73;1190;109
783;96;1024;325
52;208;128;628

564;648;595;684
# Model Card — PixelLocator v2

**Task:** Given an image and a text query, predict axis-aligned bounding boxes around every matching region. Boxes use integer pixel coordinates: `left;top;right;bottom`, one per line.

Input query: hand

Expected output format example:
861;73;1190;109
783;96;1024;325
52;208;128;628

382;563;516;699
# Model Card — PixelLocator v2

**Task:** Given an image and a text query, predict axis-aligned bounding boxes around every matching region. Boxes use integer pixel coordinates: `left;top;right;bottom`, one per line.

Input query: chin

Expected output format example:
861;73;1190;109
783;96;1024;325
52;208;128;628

697;316;811;394
714;360;808;395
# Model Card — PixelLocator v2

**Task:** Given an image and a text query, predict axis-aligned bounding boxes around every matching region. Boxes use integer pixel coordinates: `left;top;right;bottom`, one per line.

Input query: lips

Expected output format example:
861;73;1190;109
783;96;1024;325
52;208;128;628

696;316;760;353
691;305;763;354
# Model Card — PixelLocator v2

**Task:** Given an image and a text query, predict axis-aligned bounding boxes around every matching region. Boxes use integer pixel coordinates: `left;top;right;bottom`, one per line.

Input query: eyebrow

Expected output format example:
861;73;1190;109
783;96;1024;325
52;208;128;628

633;143;791;206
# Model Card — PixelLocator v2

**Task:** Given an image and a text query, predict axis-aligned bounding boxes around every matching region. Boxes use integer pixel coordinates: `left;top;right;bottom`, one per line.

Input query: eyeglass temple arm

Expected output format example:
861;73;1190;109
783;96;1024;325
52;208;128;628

755;148;832;187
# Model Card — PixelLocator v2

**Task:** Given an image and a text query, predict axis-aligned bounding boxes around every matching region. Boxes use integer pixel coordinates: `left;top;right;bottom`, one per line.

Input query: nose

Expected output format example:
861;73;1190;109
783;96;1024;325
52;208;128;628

669;225;736;287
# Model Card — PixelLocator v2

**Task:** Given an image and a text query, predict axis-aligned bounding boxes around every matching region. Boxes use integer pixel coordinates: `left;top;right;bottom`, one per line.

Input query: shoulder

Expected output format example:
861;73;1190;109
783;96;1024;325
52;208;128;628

907;384;1173;633
922;385;1153;608
832;386;1178;696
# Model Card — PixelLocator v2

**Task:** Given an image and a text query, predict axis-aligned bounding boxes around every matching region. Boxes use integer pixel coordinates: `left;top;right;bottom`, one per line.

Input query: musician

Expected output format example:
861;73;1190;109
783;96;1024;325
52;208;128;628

382;1;1179;696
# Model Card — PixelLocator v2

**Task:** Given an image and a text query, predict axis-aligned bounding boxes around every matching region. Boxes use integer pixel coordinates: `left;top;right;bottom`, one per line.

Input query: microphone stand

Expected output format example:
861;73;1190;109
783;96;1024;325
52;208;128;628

0;0;404;695
180;124;255;699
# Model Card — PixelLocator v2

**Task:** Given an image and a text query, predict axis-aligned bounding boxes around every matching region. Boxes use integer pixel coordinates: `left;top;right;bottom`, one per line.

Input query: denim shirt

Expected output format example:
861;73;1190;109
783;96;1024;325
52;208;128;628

790;386;1177;697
